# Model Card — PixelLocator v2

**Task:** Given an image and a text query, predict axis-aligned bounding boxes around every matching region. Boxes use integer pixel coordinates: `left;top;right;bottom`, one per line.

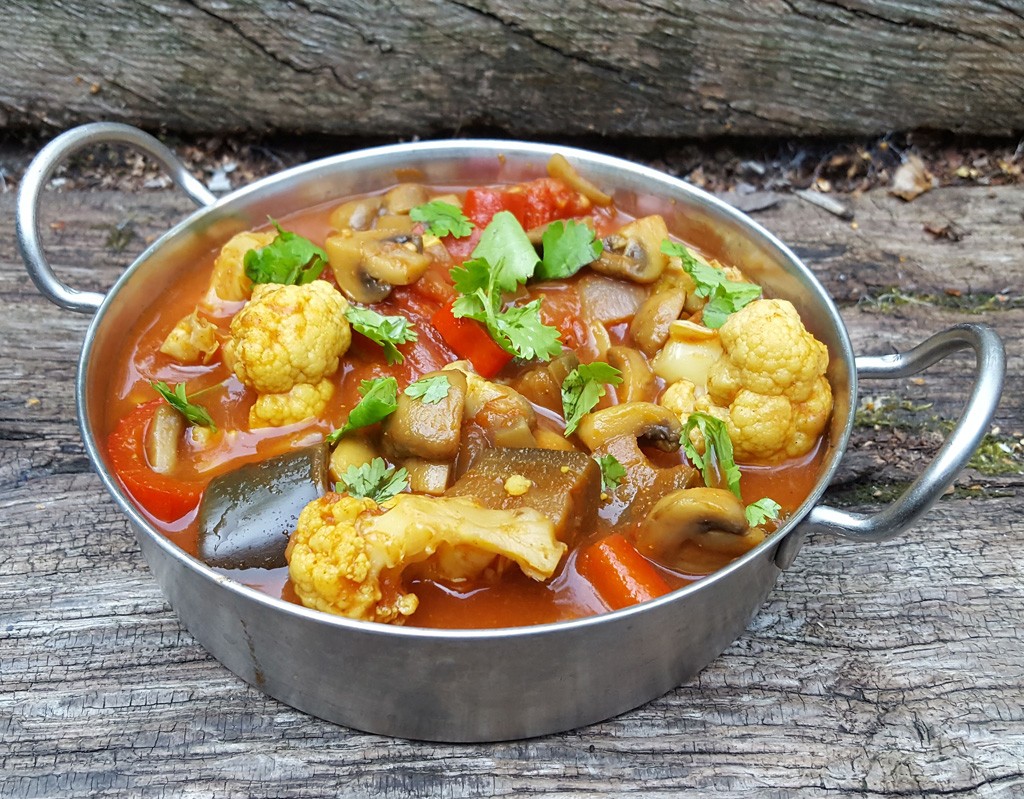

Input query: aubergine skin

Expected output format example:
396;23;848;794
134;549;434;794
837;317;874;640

197;443;331;570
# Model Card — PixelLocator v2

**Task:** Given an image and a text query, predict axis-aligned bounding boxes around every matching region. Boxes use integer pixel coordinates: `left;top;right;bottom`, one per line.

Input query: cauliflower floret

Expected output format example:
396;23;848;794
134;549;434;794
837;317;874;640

710;299;828;403
659;379;698;419
286;493;566;623
159;309;220;364
223;280;351;427
701;298;832;462
249;377;335;428
202;229;276;309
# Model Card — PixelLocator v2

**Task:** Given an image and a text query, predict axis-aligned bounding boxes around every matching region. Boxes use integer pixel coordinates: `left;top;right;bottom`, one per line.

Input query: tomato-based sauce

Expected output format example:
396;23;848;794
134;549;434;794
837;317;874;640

104;168;833;630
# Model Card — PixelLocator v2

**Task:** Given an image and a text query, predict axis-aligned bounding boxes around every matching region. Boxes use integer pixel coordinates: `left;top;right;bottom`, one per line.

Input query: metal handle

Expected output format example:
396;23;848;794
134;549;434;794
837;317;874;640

800;323;1004;547
16;122;217;314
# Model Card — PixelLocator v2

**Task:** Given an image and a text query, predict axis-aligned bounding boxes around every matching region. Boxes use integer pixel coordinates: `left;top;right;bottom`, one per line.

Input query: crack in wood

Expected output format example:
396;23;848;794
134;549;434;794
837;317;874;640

444;0;637;83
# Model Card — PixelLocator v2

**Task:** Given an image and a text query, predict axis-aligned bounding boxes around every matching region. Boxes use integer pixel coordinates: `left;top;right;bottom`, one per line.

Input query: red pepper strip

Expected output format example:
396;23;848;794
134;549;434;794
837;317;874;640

430;299;512;378
576;534;672;611
107;399;204;521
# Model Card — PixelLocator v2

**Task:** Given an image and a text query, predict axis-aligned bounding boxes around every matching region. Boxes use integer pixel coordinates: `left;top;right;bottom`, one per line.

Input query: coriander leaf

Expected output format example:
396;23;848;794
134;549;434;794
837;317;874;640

336;457;409;503
450;289;489;322
449;212;563;362
490;299;564;362
243;220;327;285
535;220;603;281
745;497;782;527
661;240;720;295
151;381;217;432
661;239;762;329
561;361;623;436
701;282;763;329
594;454;626;491
467;210;539;293
449;258;492;298
681;412;742;498
410;200;473;238
326;377;398;442
404;374;451;404
344;305;417;365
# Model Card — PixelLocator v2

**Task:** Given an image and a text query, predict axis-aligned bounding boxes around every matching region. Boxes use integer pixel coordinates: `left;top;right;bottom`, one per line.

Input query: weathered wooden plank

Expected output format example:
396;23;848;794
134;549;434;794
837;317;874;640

2;1;1023;139
1;181;1021;798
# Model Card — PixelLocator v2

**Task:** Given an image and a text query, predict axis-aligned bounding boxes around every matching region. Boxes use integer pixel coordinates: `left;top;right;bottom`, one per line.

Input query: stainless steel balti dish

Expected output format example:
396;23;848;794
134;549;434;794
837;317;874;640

17;123;1005;741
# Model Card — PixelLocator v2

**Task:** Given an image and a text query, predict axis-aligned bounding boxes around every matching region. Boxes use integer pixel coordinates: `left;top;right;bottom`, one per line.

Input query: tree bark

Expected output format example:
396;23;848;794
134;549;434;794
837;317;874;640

3;0;1023;139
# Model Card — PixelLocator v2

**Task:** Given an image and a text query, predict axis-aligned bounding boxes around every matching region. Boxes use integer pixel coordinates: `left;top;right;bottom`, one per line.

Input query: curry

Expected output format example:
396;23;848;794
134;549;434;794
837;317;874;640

103;154;831;629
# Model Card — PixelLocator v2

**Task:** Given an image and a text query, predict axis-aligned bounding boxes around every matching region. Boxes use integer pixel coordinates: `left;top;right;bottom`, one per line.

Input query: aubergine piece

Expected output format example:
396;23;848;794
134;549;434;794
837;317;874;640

197;443;331;570
445;448;601;546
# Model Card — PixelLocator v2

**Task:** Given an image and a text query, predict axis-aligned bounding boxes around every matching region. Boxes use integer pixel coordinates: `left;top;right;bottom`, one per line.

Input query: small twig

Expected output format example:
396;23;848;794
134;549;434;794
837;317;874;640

793;188;854;220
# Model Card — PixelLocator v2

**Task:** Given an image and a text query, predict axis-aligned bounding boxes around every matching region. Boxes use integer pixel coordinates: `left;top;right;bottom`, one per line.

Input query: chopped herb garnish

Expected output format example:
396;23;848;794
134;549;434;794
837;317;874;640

595;453;627;491
150;381;217;432
450;211;563;362
243;220;327;285
745;497;782;527
404;374;451;404
535;219;603;281
410;200;473;238
326;377;399;443
681;412;742;498
661;240;761;329
344;305;417;365
561;362;623;437
336;457;409;503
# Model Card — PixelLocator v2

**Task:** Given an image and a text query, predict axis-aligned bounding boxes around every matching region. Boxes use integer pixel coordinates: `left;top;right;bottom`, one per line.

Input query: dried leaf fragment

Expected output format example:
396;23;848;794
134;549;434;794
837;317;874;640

889;155;934;201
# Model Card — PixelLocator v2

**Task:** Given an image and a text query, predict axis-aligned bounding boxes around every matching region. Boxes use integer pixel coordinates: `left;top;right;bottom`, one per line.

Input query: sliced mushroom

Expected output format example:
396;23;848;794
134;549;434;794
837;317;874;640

576;402;681;453
576;402;696;527
606;346;656;404
451;367;539;450
146;404;184;475
403;458;453;495
361;234;432;285
382;370;467;461
630;288;686;357
479;385;537;449
547;154;613;207
374;214;417;235
591;215;670;284
512;351;580;413
533;428;577;451
329;437;377;483
383;183;430;215
325;231;392;303
325;229;432;303
634;487;764;567
329;196;384;232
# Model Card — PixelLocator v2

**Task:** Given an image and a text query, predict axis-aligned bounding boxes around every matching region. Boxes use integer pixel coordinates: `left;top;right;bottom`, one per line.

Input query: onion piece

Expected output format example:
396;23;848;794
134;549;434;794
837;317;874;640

578;274;646;325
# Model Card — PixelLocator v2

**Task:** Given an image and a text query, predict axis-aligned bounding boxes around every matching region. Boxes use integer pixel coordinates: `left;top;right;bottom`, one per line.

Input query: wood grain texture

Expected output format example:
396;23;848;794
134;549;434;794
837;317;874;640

1;170;1022;797
2;0;1024;138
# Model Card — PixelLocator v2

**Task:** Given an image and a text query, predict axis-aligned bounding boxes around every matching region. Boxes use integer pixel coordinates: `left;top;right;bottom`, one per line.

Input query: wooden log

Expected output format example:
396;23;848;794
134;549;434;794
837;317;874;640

1;177;1022;797
2;1;1023;139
